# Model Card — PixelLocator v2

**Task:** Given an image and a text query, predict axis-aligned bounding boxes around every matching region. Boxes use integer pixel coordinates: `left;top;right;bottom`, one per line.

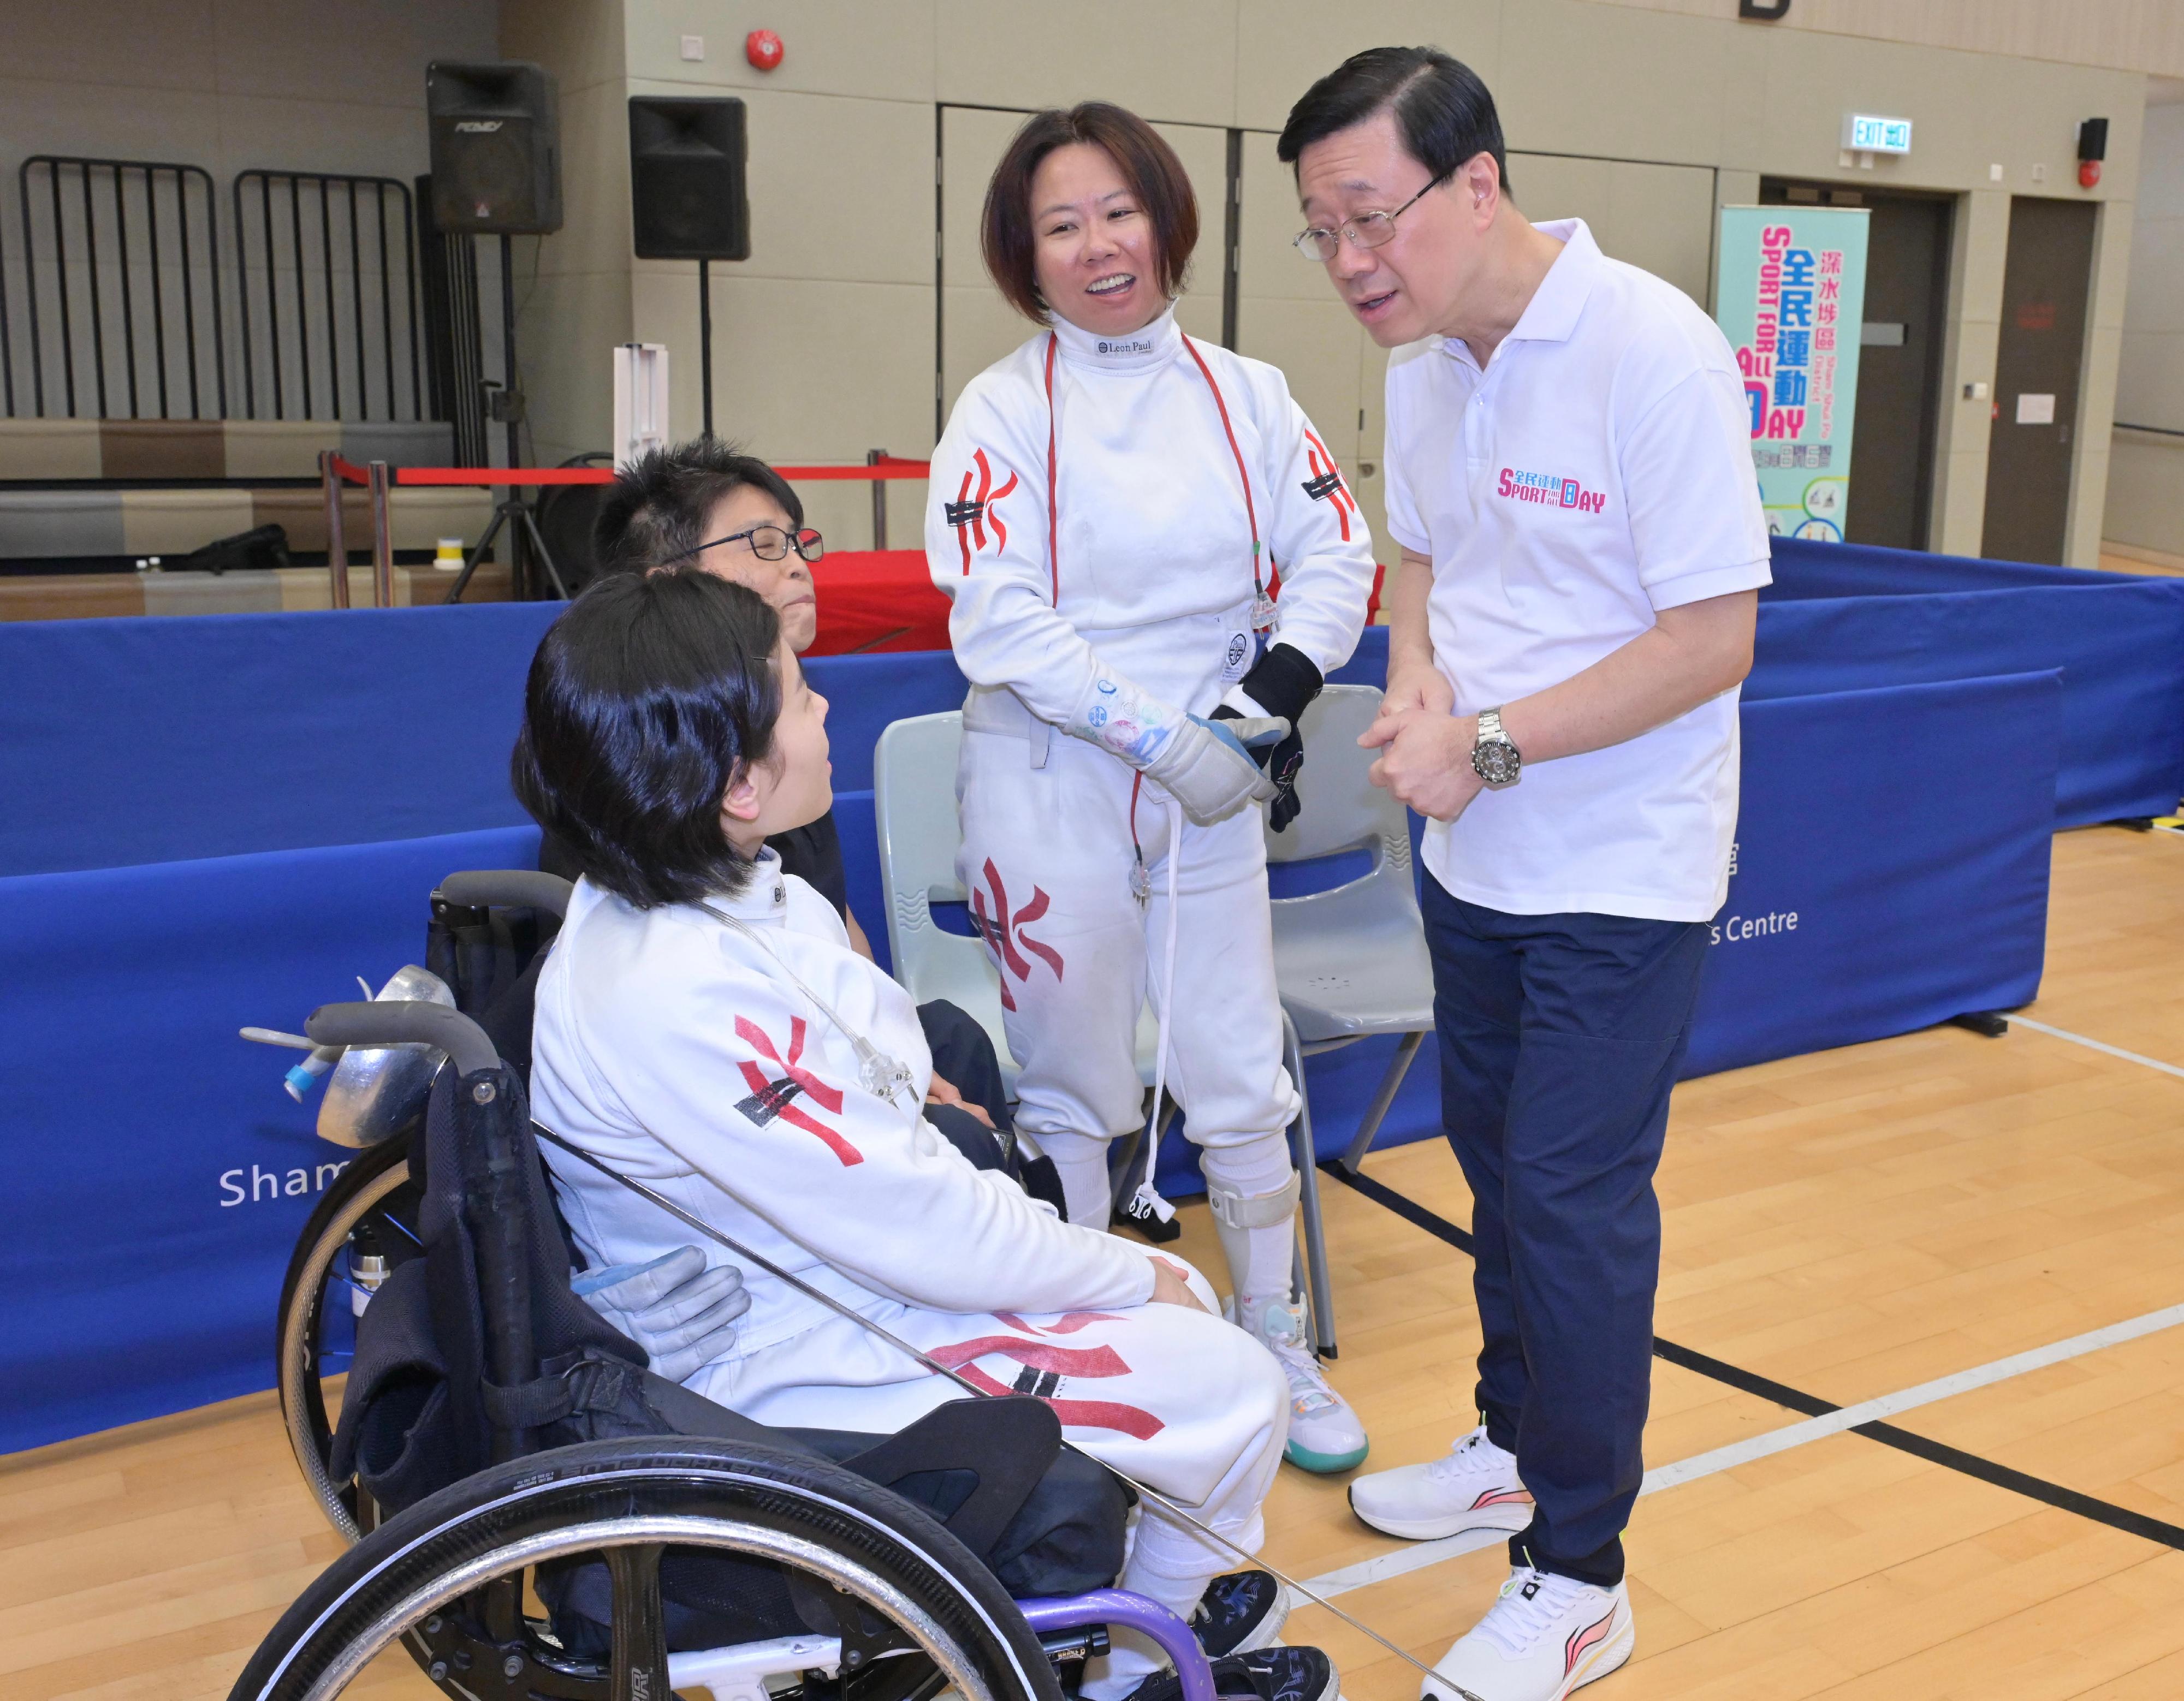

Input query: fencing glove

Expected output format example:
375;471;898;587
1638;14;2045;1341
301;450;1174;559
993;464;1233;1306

572;1245;751;1383
1212;644;1323;834
1064;667;1287;825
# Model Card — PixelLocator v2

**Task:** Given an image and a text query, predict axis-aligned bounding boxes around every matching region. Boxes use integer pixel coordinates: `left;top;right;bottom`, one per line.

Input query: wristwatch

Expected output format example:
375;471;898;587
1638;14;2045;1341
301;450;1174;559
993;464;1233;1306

1471;707;1522;788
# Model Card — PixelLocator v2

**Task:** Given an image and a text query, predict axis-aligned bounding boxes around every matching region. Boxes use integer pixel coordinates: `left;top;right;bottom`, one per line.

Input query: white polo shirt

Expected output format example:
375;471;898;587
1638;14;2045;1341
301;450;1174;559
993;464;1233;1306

1382;219;1771;923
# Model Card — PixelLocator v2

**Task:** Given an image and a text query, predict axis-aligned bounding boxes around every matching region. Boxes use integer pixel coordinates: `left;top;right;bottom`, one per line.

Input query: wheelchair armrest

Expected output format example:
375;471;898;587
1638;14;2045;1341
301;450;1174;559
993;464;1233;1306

307;1001;500;1076
438;869;575;920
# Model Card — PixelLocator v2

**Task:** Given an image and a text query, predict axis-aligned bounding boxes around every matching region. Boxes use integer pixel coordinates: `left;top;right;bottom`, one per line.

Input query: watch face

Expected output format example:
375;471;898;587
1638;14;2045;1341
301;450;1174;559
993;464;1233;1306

1473;739;1521;787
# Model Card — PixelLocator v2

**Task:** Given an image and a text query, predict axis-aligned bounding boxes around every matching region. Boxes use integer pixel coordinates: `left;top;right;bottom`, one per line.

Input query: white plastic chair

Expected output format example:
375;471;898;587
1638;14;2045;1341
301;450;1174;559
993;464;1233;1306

1265;683;1438;1355
872;711;1338;1297
873;712;1165;1151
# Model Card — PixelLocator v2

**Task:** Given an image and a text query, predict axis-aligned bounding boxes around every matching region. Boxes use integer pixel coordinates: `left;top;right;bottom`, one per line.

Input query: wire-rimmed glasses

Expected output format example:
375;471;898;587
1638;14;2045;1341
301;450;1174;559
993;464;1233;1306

1293;173;1451;262
667;524;826;566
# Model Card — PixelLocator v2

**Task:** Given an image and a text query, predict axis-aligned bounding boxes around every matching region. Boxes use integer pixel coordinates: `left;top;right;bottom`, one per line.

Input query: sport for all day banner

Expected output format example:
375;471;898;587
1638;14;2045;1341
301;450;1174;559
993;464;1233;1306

1714;206;1870;541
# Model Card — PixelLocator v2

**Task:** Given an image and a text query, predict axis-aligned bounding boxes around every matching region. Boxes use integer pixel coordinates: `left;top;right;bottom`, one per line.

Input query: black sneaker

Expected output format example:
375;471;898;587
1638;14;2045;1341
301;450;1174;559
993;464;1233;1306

1113;1189;1183;1244
1190;1568;1287;1658
1120;1646;1338;1701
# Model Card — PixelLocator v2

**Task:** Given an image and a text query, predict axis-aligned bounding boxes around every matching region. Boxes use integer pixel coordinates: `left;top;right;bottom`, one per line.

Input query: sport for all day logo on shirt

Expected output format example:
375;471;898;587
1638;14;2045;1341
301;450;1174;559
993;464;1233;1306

1496;467;1607;514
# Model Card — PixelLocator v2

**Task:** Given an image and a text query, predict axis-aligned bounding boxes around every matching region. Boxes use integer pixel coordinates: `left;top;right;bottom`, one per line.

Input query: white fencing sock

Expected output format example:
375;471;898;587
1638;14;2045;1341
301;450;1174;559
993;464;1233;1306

1022;1128;1114;1228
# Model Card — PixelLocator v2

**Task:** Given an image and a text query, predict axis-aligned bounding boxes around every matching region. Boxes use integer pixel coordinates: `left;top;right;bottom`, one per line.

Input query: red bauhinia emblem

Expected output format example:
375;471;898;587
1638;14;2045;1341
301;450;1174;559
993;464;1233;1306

931;1312;1165;1439
732;1014;860;1167
1301;429;1357;541
946;449;1019;574
970;859;1063;1012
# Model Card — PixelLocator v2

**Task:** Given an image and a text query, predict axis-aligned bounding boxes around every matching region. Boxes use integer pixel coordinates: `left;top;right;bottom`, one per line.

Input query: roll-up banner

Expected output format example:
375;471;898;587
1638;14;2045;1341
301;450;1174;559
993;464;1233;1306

1714;206;1870;542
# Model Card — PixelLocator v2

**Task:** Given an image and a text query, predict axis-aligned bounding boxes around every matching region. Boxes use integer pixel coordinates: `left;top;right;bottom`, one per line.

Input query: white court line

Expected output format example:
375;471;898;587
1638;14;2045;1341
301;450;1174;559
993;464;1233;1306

1290;1298;2184;1605
2008;1014;2184;1082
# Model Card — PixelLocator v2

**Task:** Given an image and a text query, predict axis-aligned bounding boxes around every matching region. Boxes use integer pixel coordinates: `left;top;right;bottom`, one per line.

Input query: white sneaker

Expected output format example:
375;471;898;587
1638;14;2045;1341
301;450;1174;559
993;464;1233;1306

1421;1567;1633;1701
1349;1426;1533;1541
1232;1296;1370;1473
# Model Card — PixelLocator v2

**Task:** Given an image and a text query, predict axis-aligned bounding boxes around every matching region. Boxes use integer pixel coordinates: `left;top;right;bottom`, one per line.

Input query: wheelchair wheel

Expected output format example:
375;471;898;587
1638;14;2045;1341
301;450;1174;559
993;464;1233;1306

228;1436;1069;1701
275;1135;422;1540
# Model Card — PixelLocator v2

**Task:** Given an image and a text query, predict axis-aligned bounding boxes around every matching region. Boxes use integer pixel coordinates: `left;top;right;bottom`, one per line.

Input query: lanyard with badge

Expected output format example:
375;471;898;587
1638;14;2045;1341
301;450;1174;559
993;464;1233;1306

1041;330;1280;655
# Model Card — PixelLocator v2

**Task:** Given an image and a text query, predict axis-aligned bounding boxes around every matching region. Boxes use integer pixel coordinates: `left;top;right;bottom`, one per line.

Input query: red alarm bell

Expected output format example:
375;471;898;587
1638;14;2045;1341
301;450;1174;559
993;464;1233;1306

746;28;784;71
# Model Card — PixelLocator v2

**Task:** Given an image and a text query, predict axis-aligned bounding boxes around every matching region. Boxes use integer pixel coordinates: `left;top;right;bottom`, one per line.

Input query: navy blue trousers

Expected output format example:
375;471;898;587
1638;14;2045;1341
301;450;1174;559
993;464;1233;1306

1422;873;1710;1587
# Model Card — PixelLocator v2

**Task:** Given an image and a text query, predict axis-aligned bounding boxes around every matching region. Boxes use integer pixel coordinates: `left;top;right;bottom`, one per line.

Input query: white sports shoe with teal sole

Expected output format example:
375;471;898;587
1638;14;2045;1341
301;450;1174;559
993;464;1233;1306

1233;1295;1369;1473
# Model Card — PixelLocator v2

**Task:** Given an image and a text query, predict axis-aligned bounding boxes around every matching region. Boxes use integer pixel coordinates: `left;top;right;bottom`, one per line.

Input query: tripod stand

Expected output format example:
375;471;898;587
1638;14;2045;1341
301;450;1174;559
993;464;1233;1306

444;234;570;603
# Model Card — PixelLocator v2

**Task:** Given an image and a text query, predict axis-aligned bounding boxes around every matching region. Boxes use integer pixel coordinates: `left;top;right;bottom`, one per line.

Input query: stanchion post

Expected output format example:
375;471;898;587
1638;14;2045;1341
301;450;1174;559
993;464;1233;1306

369;460;395;609
321;450;350;610
699;257;715;441
867;448;887;550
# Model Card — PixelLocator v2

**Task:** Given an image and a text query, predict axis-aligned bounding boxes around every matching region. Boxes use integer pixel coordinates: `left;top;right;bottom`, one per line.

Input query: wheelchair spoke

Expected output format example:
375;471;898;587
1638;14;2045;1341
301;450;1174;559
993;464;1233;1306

606;1542;670;1701
478;1573;525;1641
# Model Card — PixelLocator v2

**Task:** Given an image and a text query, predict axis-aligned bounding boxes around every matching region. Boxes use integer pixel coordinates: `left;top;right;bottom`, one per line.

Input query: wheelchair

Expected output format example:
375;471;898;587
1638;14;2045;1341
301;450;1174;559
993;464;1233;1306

246;871;1225;1701
275;870;568;1540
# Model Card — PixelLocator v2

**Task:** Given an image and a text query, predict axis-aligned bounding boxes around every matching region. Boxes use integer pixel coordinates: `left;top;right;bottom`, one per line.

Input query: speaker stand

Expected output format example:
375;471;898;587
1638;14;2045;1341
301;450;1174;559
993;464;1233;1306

446;233;569;603
699;257;715;439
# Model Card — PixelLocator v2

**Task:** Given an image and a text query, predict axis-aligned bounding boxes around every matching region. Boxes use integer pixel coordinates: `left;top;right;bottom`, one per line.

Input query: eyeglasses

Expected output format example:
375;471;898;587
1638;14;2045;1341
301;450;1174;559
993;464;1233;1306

1293;174;1450;263
669;524;826;566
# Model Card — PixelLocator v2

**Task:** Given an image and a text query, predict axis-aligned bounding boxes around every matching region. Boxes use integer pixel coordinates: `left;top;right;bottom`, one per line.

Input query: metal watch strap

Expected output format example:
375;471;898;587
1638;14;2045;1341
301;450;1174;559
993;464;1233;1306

1473;705;1521;788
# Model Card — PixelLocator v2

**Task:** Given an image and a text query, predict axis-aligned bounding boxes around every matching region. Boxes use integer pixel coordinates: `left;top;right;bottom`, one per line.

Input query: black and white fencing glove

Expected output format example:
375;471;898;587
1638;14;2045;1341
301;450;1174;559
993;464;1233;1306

1212;644;1324;834
572;1245;751;1382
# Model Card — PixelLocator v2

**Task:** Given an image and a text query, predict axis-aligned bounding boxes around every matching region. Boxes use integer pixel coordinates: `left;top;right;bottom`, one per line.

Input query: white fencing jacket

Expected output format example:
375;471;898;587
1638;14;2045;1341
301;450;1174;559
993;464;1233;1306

531;852;1156;1361
928;307;1376;733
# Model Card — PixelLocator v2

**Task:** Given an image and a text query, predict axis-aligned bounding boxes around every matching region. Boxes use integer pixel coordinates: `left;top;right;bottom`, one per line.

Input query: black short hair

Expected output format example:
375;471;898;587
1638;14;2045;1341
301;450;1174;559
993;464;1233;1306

1277;46;1510;198
592;439;805;578
512;570;783;908
983;103;1199;323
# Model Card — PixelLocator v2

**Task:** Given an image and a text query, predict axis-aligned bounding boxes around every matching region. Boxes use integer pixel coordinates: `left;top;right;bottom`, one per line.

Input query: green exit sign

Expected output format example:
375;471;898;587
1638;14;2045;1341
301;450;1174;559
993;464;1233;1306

1843;114;1913;154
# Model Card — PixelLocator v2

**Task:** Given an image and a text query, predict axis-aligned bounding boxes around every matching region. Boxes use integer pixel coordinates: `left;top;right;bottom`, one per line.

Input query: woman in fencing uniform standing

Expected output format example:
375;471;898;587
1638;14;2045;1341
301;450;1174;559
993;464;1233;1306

925;102;1378;1472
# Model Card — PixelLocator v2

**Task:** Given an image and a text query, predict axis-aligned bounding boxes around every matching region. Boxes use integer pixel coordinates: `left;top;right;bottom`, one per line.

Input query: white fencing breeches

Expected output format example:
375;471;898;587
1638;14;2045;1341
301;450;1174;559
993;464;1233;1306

954;728;1301;1202
698;1256;1289;1579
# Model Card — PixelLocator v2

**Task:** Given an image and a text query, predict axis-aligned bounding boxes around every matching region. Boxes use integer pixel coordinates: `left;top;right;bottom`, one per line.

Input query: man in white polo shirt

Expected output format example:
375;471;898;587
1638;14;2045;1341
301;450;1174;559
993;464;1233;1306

1279;46;1770;1701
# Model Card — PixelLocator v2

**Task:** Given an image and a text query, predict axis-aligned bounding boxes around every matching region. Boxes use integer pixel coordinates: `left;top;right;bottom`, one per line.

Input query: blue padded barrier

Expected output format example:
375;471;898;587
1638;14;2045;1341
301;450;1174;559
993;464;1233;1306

0;824;539;1453
0;670;2056;1453
0;534;2151;1450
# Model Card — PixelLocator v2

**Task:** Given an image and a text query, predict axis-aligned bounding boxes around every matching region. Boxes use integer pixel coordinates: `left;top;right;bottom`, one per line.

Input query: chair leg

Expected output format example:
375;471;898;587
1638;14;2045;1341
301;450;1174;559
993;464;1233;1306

1339;1029;1426;1175
1284;1012;1338;1359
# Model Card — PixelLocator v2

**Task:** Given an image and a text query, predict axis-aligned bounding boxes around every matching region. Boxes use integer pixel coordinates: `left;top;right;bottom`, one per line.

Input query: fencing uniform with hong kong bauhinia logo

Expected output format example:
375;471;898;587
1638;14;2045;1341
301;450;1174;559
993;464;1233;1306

926;305;1379;1472
531;850;1292;1661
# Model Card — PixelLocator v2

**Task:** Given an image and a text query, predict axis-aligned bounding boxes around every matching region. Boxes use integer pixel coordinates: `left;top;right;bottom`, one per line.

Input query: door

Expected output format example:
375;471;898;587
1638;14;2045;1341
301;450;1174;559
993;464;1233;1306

1764;183;1952;550
1981;197;2095;564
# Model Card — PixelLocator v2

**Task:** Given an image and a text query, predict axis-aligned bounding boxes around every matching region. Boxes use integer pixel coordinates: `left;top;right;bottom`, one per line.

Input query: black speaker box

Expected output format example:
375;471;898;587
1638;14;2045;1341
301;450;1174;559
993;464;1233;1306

628;96;750;260
427;60;563;236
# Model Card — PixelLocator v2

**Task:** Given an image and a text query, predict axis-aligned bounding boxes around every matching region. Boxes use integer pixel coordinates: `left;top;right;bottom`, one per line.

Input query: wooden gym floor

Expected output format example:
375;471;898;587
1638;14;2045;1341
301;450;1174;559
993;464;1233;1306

5;823;2181;1700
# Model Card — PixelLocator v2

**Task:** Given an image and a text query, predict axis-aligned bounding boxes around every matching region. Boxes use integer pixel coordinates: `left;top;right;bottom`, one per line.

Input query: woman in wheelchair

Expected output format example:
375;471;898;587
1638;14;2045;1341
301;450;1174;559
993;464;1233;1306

514;568;1332;1701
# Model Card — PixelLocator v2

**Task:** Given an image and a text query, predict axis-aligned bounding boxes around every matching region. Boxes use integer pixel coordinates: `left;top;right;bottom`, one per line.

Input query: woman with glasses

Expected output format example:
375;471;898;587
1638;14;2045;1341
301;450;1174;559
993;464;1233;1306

924;103;1379;1481
545;443;832;901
